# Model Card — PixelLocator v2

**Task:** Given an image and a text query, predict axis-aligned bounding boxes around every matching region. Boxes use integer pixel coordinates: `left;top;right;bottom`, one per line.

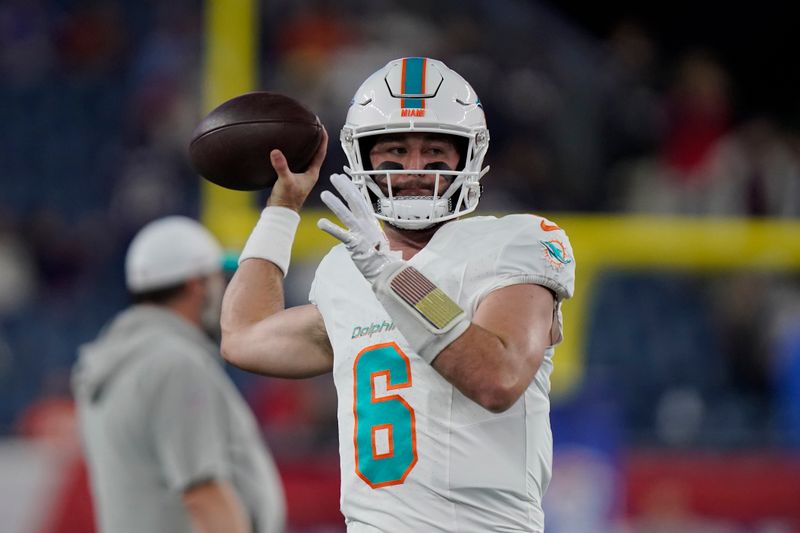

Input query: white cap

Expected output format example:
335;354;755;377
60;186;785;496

125;216;223;292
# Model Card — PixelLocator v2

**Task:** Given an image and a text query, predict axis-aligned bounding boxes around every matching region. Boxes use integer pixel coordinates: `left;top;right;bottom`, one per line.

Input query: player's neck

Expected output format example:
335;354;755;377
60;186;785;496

384;222;444;260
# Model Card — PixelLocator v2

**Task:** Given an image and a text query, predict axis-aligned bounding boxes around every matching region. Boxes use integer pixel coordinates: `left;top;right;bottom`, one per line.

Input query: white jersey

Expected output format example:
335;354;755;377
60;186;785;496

309;214;575;533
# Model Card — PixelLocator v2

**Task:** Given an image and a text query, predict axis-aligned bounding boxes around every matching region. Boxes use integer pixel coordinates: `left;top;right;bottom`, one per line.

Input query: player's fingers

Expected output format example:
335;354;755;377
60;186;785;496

270;149;291;178
317;218;351;244
306;125;328;173
320;190;358;229
329;173;353;197
349;188;374;221
330;174;371;218
329;174;365;216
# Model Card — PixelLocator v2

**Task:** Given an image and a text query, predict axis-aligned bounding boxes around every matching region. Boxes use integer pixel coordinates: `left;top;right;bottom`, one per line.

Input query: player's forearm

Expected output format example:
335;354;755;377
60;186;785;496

433;324;544;413
222;259;284;320
220;202;302;371
220;259;286;367
222;259;286;327
182;480;252;533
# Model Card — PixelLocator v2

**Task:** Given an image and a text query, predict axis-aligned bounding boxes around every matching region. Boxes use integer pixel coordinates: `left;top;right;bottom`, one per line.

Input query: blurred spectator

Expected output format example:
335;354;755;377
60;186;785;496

617;50;734;213
73;216;286;533
616;48;800;216
661;50;732;176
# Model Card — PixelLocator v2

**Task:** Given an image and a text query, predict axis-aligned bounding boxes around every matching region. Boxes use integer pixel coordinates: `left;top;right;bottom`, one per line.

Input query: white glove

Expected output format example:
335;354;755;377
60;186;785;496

318;173;401;282
317;173;469;364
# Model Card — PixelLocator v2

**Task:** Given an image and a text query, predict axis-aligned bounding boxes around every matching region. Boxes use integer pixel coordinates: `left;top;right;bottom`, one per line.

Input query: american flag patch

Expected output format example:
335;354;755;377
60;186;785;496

390;267;463;330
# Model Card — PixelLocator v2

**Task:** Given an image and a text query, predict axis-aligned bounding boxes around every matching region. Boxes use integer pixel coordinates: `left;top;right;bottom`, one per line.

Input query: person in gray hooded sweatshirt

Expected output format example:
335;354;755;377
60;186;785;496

72;216;286;533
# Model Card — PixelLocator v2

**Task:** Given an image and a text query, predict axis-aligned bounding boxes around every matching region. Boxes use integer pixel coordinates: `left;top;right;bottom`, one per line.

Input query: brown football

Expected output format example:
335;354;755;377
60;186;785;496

189;92;323;191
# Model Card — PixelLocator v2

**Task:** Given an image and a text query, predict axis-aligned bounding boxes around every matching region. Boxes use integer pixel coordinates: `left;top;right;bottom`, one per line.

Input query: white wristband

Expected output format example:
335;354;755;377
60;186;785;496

238;206;301;276
373;262;470;363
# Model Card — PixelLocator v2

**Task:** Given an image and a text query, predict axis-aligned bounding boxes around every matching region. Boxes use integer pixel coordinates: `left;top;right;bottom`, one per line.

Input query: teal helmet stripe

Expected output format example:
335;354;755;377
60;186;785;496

401;57;426;109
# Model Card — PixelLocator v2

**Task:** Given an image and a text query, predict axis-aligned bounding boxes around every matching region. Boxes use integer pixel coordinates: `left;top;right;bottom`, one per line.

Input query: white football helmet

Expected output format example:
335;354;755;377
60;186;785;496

340;57;490;230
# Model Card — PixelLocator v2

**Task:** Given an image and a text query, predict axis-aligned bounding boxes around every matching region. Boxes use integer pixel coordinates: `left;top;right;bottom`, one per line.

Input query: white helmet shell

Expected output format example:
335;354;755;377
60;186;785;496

125;216;222;292
341;57;490;230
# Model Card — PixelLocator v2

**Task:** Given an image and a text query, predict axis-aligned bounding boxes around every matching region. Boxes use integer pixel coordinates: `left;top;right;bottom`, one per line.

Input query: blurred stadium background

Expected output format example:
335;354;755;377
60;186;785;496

1;0;799;531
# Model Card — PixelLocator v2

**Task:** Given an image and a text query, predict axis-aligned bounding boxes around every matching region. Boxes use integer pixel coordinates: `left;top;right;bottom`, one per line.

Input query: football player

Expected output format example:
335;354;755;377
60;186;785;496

221;57;575;532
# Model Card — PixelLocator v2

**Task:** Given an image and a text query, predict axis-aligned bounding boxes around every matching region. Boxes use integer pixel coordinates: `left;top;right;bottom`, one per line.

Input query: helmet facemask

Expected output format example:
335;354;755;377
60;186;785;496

343;128;489;230
340;57;490;230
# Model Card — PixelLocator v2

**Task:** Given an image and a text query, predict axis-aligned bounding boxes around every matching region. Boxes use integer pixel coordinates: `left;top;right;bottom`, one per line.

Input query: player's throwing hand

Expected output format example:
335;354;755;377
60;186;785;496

268;127;329;211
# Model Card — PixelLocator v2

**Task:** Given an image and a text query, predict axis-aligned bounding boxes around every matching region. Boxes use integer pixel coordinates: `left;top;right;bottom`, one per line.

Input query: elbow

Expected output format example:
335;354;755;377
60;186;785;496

479;393;520;414
475;346;546;412
473;355;543;413
219;330;242;367
218;313;236;364
475;358;541;413
474;377;524;413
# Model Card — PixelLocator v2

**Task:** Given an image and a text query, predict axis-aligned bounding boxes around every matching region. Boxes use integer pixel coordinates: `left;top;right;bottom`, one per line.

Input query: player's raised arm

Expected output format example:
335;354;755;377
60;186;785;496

220;127;333;378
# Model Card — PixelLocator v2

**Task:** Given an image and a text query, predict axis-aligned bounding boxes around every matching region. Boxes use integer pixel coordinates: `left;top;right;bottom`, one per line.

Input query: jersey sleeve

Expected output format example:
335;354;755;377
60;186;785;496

482;214;576;302
476;215;575;346
147;353;231;493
